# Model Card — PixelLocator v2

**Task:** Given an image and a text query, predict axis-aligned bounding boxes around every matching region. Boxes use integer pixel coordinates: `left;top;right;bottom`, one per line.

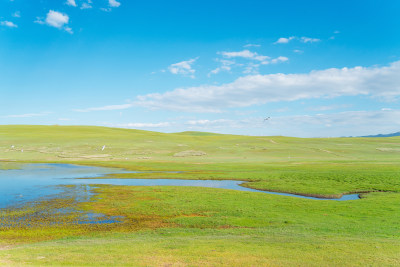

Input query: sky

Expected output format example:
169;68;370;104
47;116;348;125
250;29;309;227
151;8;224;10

1;0;400;137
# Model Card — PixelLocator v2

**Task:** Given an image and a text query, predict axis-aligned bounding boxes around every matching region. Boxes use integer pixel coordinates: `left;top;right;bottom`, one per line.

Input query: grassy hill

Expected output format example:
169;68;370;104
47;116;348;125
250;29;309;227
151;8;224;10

2;125;400;164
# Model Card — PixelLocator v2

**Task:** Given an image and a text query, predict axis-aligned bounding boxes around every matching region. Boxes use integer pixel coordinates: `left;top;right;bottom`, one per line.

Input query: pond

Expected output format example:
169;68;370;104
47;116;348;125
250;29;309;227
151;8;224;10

0;163;360;209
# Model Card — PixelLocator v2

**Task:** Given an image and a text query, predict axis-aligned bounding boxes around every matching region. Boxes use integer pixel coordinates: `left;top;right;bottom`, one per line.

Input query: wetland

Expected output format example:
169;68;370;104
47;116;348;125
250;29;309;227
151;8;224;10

0;163;359;212
0;126;399;266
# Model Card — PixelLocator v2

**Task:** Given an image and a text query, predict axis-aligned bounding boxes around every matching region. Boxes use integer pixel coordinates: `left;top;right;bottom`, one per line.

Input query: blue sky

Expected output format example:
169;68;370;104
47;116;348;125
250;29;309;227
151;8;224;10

1;0;400;137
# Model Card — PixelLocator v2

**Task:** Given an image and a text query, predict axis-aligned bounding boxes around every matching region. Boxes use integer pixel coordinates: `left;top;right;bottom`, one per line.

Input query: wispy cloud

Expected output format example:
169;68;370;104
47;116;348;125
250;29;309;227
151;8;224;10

74;103;134;112
12;11;20;18
109;0;121;7
1;112;51;118
270;56;288;64
274;36;295;44
135;61;400;113
66;0;77;7
168;58;198;78
300;37;320;43
1;21;17;28
211;50;288;75
220;50;269;62
274;36;320;44
209;59;236;76
244;44;261;48
330;30;341;40
81;0;93;9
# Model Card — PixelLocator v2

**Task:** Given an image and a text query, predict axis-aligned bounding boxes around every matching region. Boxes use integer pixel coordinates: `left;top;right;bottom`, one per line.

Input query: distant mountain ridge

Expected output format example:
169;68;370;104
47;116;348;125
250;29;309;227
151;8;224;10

361;132;400;137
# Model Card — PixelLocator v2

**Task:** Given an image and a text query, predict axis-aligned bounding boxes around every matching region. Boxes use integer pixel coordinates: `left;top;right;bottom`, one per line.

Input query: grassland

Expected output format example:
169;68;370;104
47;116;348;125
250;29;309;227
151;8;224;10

0;125;399;266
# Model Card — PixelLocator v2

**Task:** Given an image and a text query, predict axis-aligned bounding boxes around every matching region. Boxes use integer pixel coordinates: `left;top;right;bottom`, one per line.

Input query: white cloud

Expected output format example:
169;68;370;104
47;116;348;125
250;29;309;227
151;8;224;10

212;50;288;75
300;37;321;43
45;10;69;28
81;0;93;9
168;58;198;78
1;112;51;118
1;21;17;28
243;62;261;74
274;36;295;44
135;61;400;113
209;66;229;76
270;56;289;64
242;57;288;74
34;16;44;24
109;0;121;7
209;59;235;76
274;36;320;44
64;27;73;34
36;10;72;33
220;50;269;62
244;44;261;48
74;103;134;112
66;0;77;7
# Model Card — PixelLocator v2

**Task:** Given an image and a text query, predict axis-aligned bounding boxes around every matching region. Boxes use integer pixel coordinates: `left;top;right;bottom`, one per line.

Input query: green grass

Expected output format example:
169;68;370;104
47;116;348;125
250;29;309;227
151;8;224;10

2;229;399;266
0;125;399;266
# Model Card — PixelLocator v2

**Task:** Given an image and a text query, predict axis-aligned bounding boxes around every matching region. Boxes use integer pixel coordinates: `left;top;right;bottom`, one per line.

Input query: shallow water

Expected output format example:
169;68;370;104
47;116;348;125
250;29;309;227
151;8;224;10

0;163;359;209
0;163;134;209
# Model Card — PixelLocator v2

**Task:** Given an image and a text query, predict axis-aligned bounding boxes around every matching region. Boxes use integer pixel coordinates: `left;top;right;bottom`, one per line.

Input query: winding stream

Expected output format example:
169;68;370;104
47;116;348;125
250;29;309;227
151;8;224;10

0;163;359;209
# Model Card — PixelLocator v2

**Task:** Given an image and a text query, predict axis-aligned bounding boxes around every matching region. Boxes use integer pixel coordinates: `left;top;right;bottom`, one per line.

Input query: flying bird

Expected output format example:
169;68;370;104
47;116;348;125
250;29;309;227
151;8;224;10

264;117;270;121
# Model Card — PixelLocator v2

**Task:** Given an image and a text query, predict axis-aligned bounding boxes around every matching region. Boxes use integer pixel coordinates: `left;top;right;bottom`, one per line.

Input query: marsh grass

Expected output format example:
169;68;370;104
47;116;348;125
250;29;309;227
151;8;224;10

0;185;123;245
1;185;399;266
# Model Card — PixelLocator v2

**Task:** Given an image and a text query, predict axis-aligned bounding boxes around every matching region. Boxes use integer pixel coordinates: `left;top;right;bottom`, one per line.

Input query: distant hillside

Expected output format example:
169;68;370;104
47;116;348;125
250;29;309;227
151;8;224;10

176;131;225;136
361;132;400;138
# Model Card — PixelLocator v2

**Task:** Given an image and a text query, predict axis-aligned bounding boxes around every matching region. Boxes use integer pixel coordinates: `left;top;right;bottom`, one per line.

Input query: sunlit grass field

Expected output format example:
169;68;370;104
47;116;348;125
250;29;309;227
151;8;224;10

0;125;399;266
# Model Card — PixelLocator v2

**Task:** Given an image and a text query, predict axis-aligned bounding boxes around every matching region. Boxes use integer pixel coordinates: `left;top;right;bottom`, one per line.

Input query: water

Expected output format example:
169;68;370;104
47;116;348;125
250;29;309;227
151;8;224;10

0;163;134;209
76;178;360;201
0;163;360;209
